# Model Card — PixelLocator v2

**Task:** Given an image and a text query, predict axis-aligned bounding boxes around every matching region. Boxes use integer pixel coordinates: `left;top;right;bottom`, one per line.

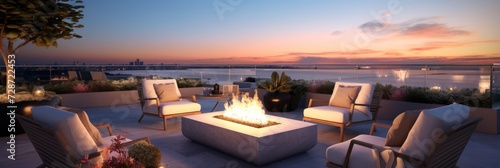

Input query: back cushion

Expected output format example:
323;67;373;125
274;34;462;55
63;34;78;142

329;82;374;115
399;103;469;161
32;106;99;160
57;106;104;146
154;83;181;102
385;110;422;146
329;85;361;109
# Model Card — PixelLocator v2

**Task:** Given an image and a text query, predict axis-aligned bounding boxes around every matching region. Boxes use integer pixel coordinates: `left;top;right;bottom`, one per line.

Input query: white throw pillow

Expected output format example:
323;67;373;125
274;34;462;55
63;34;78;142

399;103;470;161
329;82;374;115
32;106;99;160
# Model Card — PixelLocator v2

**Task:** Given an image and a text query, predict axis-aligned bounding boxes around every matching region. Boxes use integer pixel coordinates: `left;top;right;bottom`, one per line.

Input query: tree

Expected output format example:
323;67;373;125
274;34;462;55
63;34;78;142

0;0;84;91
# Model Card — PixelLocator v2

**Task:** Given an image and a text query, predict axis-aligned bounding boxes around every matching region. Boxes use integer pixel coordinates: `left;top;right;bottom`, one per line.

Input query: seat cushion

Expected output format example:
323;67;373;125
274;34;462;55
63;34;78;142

326;135;400;167
57;106;104;146
32;106;99;160
385;109;422;146
304;105;372;123
153;83;180;102
329;82;374;115
330;85;361;109
143;99;201;115
399;103;470;161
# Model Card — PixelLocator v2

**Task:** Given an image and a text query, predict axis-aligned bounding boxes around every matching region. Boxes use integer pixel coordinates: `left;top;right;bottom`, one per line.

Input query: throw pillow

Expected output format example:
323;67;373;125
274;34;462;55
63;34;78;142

153;83;180;102
57;106;104;146
385;109;422;146
330;85;361;109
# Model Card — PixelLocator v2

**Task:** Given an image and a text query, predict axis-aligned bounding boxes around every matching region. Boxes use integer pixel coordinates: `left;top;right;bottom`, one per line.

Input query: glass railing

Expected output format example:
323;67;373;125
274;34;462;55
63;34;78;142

2;63;498;108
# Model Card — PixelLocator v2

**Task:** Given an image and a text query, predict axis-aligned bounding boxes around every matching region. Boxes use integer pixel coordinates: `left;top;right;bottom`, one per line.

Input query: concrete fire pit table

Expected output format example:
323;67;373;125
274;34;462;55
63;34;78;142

182;111;317;166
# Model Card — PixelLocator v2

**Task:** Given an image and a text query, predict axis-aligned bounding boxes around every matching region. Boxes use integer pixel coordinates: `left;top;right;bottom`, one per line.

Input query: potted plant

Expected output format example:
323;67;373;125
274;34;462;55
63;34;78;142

259;71;292;112
288;80;309;111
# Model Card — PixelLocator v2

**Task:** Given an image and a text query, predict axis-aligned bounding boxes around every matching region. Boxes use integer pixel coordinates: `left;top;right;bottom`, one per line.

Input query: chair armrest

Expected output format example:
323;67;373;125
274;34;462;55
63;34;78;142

352;103;382;110
95;124;113;136
138;97;157;103
353;103;371;107
308;99;329;108
345;139;423;167
80;151;102;167
181;95;197;102
369;122;392;135
392;150;424;167
121;137;151;147
344;139;384;167
373;122;391;129
141;97;157;101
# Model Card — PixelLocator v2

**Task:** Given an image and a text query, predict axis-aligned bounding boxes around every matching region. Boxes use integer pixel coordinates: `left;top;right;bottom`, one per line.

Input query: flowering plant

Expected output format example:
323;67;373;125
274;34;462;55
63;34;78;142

0;91;60;103
82;135;142;168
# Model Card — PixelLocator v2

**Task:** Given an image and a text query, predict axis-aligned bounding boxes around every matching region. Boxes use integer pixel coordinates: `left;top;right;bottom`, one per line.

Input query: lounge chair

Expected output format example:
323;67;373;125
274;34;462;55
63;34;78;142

137;79;201;131
325;103;481;168
303;82;382;141
18;106;150;168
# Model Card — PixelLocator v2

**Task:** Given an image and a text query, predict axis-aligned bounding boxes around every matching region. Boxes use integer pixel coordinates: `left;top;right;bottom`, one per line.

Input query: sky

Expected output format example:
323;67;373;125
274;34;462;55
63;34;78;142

15;0;500;65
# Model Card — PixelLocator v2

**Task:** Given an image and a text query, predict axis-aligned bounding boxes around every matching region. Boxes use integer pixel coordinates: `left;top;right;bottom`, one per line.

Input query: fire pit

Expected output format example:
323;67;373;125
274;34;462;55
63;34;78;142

213;92;280;128
182;91;317;165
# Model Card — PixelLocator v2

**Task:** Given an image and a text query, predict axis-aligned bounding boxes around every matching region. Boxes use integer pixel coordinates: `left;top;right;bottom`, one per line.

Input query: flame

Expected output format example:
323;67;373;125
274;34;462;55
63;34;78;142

222;89;268;126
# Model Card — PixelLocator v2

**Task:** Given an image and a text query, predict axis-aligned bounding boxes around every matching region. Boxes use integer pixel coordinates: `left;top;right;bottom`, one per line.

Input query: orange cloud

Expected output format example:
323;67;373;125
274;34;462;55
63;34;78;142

410;40;500;51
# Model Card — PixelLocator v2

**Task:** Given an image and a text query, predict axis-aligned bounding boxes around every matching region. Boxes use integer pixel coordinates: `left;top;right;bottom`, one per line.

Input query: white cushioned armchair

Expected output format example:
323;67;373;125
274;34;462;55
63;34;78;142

137;79;201;130
18;106;150;168
303;82;382;141
325;103;481;168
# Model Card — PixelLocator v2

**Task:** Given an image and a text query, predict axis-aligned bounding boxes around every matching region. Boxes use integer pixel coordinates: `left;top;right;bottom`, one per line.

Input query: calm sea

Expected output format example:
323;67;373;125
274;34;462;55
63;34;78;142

106;67;492;91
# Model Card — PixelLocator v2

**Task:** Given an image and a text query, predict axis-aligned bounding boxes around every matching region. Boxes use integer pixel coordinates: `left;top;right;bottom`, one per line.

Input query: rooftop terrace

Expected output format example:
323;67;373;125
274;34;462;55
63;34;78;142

1;98;500;167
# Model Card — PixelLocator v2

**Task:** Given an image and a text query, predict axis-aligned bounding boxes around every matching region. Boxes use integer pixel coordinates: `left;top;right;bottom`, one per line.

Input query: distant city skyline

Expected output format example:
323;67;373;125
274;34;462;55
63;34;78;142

15;0;500;64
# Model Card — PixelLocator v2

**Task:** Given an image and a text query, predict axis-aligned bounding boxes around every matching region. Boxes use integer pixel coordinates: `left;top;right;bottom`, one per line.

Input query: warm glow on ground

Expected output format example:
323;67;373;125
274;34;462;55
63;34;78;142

222;90;268;126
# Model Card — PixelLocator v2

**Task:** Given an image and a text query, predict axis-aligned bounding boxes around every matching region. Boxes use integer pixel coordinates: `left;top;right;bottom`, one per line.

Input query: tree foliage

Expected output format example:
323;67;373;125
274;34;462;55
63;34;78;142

0;0;84;89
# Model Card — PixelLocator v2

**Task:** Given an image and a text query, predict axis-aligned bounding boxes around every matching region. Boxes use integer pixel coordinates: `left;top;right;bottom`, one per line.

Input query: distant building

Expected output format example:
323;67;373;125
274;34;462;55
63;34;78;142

131;59;143;65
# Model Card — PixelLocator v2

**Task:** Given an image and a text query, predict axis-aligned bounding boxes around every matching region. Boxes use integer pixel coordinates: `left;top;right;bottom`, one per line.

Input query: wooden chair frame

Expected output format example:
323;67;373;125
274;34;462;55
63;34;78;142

17;114;151;168
137;81;201;131
303;91;382;142
326;118;482;168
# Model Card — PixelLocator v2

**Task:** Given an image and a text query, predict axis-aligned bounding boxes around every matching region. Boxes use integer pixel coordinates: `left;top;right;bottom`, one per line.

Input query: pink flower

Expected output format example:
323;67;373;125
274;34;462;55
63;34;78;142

74;83;89;92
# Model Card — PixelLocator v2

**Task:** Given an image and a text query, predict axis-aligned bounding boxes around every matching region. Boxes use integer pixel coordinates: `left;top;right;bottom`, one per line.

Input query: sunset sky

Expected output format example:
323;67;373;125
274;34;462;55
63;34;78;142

16;0;500;64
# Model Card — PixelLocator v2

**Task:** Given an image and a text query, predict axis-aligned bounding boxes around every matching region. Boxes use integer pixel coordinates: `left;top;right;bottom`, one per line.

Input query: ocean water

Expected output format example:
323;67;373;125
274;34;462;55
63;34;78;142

106;67;492;91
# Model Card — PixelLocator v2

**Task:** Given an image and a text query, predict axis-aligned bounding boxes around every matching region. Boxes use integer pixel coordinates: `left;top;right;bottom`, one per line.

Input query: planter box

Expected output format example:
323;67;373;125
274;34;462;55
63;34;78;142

60;87;204;108
304;93;499;134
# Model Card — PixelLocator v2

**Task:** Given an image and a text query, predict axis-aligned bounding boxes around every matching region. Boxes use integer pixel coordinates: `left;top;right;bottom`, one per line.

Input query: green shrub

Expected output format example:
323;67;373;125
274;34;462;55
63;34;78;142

45;81;82;94
176;78;202;88
128;141;161;168
375;83;491;108
309;80;335;94
87;81;116;92
314;82;491;108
